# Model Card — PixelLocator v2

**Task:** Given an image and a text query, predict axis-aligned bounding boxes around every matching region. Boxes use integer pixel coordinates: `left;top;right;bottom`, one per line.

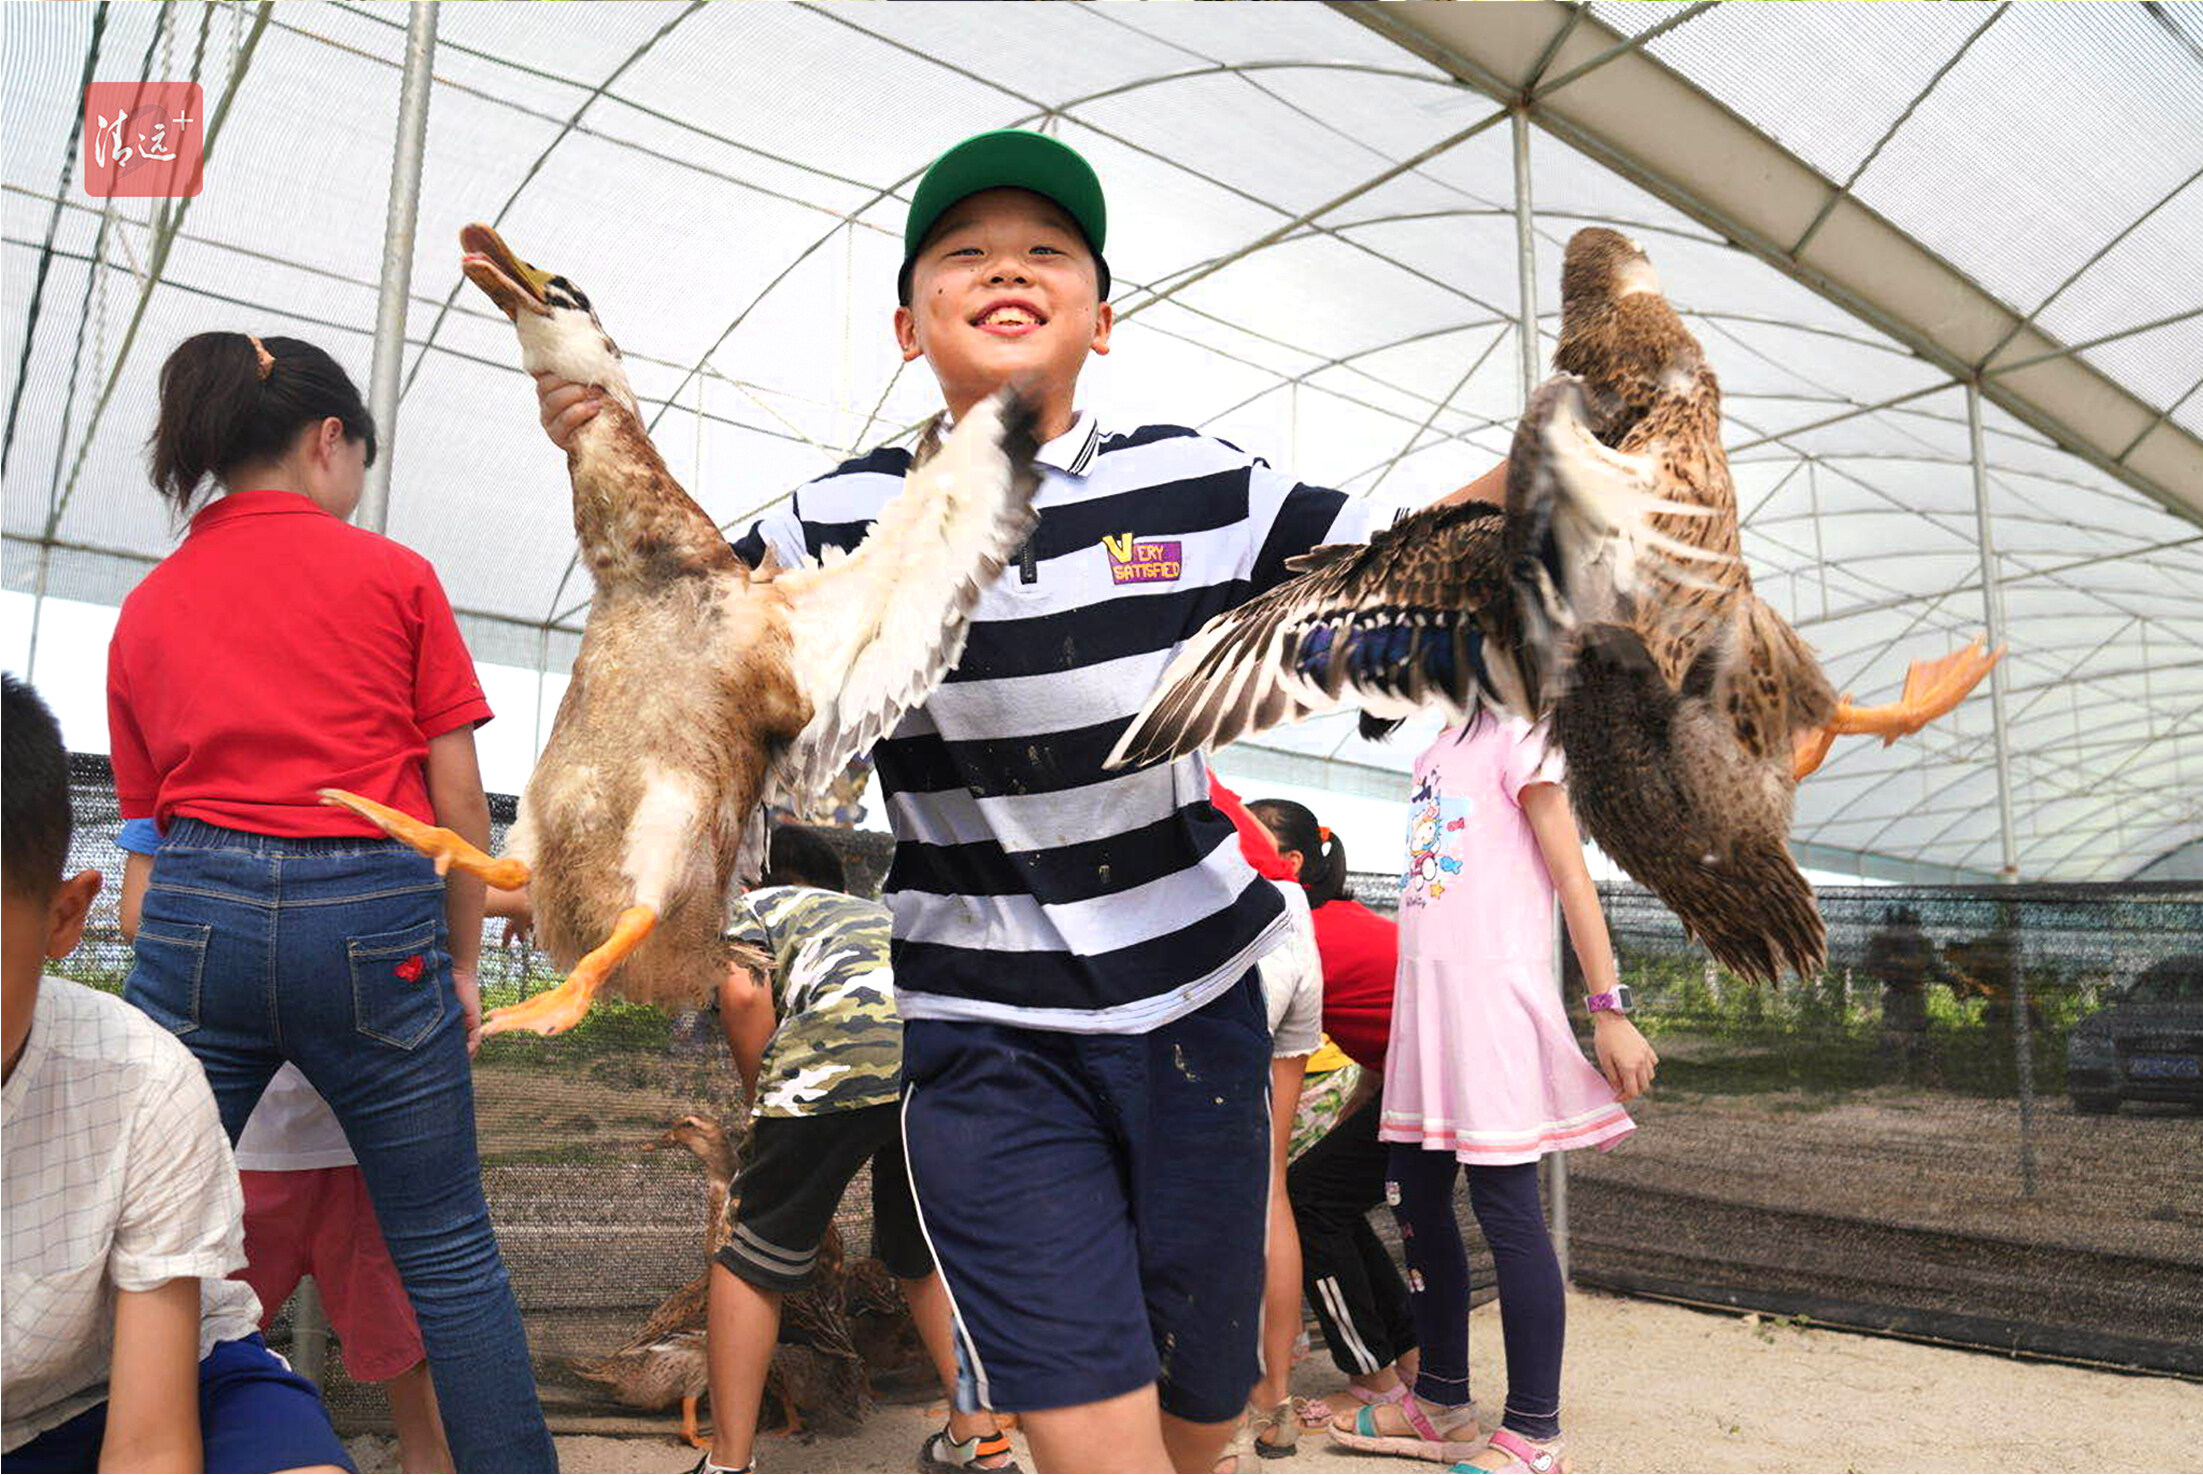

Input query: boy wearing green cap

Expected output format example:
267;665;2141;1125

539;130;1499;1475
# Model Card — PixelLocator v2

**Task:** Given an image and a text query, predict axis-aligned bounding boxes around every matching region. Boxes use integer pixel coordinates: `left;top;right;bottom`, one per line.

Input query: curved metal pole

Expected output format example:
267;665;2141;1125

358;0;437;532
1969;378;2035;1197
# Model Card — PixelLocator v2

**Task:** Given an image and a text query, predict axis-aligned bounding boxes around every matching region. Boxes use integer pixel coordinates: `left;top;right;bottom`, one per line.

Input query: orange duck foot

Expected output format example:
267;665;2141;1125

317;789;532;889
480;904;656;1038
679;1393;708;1450
1792;638;2005;780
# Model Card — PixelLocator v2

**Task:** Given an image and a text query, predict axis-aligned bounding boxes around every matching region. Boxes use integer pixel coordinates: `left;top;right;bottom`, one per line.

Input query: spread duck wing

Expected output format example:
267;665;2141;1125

1106;375;1711;769
768;388;1042;803
1105;501;1517;771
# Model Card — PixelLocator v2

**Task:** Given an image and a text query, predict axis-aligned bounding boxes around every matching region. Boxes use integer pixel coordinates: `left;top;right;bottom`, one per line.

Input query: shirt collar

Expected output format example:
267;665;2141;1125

188;488;334;534
937;410;1101;479
1037;411;1102;478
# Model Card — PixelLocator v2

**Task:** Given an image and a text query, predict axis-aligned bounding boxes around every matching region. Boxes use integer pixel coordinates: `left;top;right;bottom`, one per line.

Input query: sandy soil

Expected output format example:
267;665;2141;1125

342;1290;2202;1474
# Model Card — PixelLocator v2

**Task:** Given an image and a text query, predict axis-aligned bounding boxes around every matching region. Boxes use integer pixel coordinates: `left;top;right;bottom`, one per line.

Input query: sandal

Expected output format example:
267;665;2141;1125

1299;1380;1408;1428
1329;1391;1485;1462
919;1423;1020;1472
1450;1429;1569;1473
1250;1399;1298;1460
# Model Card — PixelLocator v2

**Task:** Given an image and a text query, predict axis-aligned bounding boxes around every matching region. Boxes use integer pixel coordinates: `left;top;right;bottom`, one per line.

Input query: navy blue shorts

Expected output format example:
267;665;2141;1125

900;971;1272;1423
2;1334;352;1473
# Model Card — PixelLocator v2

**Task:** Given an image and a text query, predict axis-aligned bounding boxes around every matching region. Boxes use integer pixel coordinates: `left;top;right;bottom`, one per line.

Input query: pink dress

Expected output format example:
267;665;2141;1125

1378;716;1634;1165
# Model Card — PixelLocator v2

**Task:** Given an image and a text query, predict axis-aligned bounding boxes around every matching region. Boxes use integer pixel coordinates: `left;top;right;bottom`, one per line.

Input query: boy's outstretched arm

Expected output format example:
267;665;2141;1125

1432;458;1508;508
716;960;776;1107
1522;780;1659;1102
102;1277;203;1472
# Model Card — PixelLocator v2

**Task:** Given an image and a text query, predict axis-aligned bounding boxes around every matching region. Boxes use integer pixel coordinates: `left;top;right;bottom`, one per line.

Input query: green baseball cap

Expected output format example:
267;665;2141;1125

899;129;1110;303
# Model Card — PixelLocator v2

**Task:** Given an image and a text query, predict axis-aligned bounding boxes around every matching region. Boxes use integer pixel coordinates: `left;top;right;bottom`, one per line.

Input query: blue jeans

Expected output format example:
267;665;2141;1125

124;820;556;1473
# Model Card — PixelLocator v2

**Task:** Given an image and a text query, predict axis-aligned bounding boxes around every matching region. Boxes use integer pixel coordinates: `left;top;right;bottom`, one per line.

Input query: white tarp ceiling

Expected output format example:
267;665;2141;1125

3;0;2198;884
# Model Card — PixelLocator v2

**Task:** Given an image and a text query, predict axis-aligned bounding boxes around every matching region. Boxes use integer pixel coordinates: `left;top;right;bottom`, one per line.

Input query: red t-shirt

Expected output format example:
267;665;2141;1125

107;489;493;838
1310;897;1400;1071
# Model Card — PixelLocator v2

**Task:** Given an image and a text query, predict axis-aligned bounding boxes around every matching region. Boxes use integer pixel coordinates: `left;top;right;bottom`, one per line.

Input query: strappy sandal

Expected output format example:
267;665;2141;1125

1298;1380;1407;1428
1449;1429;1570;1474
1329;1391;1485;1463
920;1423;1020;1472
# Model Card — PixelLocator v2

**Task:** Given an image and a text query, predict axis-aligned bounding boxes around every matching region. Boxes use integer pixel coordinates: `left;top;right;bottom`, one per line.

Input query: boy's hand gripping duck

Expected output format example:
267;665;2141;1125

321;224;1039;1036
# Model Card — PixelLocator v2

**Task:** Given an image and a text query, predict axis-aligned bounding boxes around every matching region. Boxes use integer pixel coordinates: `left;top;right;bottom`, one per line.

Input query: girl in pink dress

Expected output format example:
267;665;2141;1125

1333;715;1657;1473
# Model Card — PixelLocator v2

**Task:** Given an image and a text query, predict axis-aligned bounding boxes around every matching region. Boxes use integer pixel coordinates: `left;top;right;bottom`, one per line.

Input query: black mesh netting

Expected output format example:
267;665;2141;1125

50;756;2203;1439
1343;868;2203;1377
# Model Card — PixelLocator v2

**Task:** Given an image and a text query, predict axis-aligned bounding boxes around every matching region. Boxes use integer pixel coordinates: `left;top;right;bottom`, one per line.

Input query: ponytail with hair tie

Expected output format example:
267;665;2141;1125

1246;797;1351;908
148;330;376;512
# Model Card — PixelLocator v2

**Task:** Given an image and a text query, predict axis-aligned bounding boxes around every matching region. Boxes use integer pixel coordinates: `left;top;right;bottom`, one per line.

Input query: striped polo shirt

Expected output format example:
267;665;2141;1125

735;412;1367;1034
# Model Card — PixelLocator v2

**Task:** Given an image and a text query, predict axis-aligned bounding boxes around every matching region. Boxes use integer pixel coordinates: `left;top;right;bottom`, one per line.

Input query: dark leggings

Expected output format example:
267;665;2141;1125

1386;1145;1564;1441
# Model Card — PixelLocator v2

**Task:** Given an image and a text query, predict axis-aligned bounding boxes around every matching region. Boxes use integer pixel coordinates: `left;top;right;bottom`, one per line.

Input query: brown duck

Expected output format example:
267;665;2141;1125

569;1114;739;1448
322;224;1039;1035
1111;227;1998;981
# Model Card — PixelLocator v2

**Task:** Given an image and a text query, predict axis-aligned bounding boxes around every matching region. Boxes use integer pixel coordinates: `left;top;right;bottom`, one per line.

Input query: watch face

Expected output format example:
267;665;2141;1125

1614;984;1636;1012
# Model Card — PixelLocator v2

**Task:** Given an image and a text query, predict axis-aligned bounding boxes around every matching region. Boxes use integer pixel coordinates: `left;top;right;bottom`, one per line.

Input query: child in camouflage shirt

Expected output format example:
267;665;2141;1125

705;824;1014;1474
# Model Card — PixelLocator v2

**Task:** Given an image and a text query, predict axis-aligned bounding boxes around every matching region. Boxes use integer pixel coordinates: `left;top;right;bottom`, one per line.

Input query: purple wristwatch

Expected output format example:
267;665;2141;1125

1584;984;1635;1015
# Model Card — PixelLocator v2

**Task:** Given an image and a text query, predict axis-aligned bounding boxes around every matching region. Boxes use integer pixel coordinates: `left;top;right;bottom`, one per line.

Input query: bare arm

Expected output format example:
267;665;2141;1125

1521;781;1658;1102
118;853;154;945
1431;459;1508;508
425;728;491;1055
101;1278;204;1473
715;962;776;1106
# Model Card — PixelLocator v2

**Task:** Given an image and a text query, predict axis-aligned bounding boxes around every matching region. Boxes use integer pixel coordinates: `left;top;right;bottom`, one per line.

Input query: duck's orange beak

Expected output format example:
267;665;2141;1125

460;222;552;319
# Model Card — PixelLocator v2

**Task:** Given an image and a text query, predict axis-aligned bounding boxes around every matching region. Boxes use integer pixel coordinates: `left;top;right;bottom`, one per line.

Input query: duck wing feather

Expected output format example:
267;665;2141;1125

767;388;1041;805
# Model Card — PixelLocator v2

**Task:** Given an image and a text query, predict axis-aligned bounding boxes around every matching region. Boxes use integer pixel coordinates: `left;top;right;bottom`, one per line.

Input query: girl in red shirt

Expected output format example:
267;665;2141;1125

109;332;554;1471
1247;798;1422;1427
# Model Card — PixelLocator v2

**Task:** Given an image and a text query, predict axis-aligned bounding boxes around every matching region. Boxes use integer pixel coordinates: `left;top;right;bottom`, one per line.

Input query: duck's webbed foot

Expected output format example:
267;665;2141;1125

481;904;656;1037
679;1393;708;1449
1791;638;2004;780
317;789;532;889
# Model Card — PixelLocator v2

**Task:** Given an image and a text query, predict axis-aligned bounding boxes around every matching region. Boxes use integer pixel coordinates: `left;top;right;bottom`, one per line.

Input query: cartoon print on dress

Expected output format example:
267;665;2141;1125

1400;770;1471;909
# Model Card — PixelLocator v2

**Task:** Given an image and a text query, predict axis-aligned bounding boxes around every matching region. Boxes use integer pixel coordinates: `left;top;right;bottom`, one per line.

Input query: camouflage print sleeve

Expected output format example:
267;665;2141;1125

726;889;774;951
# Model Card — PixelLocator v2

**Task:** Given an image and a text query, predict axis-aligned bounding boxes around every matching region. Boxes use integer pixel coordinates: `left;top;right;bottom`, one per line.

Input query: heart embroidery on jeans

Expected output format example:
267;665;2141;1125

393;954;425;982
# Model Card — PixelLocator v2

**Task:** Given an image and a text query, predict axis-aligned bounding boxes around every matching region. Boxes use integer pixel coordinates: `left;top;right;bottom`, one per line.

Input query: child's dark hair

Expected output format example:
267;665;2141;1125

1247;797;1350;908
148;332;377;511
763;822;846;893
2;673;72;900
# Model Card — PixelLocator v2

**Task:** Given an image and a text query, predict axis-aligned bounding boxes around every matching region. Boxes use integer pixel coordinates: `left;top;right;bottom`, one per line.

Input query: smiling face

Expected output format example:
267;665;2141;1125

895;188;1111;433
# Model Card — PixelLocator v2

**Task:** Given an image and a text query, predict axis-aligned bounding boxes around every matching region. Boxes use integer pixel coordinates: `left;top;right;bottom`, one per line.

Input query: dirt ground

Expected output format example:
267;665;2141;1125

341;1290;2202;1474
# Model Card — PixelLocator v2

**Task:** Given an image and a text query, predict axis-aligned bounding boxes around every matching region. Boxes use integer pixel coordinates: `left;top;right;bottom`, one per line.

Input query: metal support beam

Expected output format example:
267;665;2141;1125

1511;107;1541;401
1967;384;2021;885
1511;106;1571;1280
359;0;438;533
1969;379;2035;1197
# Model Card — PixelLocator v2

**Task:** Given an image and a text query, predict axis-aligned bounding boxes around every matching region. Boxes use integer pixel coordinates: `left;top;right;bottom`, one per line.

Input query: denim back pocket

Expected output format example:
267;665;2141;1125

348;921;447;1050
125;921;212;1036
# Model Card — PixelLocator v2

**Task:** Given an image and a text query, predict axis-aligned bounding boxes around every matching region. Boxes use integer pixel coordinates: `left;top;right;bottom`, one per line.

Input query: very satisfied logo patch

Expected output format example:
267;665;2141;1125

1102;531;1183;585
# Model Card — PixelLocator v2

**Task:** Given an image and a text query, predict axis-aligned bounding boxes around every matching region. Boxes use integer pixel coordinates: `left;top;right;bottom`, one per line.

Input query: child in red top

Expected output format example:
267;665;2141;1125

108;331;553;1472
1247;798;1421;1427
